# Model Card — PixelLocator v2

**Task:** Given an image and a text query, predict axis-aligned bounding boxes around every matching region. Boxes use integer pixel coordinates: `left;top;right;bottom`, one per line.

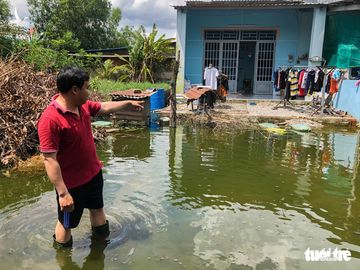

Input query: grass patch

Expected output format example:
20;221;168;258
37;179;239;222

90;76;170;96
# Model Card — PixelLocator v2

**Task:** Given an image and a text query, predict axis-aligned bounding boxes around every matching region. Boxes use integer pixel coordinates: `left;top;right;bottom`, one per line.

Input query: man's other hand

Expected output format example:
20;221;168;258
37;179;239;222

59;192;74;212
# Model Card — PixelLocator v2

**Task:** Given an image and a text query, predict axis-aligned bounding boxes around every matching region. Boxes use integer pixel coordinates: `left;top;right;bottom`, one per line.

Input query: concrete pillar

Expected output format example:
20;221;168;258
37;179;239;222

308;7;327;67
176;10;187;93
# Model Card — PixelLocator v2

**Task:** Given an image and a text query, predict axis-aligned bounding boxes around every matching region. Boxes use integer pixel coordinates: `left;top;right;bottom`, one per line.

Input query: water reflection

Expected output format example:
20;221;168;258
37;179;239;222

167;127;360;263
55;238;107;270
0;126;360;269
111;128;152;160
0;172;52;209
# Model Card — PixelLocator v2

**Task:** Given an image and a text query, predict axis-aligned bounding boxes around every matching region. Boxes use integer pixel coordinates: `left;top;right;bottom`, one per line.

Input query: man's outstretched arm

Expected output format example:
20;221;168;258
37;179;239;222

98;100;144;115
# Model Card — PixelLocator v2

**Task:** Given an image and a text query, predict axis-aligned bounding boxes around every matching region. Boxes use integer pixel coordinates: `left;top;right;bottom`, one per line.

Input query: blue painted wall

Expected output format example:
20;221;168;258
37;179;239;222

334;80;360;120
185;9;313;86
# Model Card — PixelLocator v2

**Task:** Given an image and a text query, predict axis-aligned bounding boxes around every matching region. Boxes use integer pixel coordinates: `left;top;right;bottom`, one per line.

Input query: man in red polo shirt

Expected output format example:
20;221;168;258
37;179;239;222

37;67;143;247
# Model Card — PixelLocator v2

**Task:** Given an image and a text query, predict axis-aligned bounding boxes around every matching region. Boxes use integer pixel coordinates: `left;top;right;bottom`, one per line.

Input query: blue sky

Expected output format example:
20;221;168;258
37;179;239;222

9;0;185;38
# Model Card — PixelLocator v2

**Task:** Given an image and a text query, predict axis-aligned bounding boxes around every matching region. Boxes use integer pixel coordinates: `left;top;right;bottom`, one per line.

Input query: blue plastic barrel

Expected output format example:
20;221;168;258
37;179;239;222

150;88;165;111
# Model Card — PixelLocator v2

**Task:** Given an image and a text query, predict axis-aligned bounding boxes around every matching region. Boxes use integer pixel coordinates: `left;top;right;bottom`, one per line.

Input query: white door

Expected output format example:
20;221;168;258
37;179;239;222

221;42;239;93
254;41;275;95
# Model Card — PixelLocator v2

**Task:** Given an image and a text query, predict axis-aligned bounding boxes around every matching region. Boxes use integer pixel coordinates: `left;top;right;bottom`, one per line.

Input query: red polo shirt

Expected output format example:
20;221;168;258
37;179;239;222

37;94;102;189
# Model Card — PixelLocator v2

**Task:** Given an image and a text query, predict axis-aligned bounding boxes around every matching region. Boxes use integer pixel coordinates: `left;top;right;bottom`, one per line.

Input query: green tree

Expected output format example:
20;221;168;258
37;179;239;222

0;0;10;23
117;25;138;48
119;25;174;83
141;25;174;83
27;0;122;50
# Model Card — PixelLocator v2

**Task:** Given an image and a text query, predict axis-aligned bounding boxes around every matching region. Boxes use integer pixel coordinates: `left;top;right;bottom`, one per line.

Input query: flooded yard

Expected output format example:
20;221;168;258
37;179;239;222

0;126;359;269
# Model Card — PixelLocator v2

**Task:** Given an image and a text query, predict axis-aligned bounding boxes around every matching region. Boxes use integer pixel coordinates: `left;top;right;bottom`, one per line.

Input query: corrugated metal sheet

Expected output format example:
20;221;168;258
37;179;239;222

110;89;156;100
184;86;212;100
173;0;350;9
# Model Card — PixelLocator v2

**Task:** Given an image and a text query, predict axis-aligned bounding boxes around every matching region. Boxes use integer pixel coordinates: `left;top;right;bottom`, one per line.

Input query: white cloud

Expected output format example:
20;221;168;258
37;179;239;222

8;0;29;18
110;0;178;38
9;0;180;38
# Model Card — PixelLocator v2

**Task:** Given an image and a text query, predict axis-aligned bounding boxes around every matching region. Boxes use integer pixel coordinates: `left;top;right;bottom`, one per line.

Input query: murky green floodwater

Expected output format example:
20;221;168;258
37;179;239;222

0;126;360;270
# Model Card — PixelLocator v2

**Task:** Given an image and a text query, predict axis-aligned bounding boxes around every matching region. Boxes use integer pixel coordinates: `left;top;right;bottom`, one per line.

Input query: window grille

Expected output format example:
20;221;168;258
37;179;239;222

205;31;222;40
204;42;220;69
204;30;276;41
222;31;238;40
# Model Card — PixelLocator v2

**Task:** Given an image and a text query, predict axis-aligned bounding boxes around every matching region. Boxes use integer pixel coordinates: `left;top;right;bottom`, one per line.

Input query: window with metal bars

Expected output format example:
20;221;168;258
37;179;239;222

204;30;276;41
205;31;222;40
222;31;238;40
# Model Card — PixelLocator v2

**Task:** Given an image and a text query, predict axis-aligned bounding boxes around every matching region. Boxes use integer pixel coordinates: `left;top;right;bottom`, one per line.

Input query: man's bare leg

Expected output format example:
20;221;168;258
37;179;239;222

89;208;106;227
90;208;109;238
55;221;72;243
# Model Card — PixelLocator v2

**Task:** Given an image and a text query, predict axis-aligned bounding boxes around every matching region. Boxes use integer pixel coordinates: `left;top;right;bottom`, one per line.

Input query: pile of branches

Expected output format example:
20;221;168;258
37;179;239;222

0;59;57;167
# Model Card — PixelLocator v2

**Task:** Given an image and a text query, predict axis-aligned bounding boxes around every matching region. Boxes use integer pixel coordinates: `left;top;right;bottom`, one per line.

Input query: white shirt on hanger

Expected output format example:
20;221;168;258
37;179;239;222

204;67;219;90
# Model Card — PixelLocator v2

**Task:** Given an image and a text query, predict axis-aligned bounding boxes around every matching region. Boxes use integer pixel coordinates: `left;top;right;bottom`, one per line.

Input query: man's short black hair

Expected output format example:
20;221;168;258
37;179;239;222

56;67;90;93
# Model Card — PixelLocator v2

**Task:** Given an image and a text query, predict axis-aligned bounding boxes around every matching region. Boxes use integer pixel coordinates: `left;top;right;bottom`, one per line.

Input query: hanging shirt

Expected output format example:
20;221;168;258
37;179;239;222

301;71;308;89
325;74;331;93
330;70;341;94
204;67;219;90
289;70;299;97
298;70;306;96
279;70;287;90
330;78;339;94
315;70;325;92
305;70;316;95
274;70;280;91
332;69;341;80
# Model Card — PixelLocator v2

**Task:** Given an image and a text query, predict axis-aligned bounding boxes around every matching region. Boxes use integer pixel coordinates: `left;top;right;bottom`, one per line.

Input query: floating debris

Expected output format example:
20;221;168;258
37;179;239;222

259;123;286;135
91;121;113;127
259;123;279;129
289;123;311;132
128;247;135;256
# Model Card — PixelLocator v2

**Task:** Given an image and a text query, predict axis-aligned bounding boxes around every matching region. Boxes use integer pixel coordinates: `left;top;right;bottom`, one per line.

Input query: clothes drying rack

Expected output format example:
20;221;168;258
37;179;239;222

273;65;309;110
273;65;337;115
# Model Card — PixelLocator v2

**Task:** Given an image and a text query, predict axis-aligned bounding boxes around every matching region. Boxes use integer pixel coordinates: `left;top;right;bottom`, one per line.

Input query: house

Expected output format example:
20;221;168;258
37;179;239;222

173;0;360;96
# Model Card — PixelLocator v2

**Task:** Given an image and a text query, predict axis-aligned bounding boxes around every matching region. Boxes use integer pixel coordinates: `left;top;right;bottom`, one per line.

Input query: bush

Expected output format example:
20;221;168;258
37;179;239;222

14;39;81;71
7;39;100;72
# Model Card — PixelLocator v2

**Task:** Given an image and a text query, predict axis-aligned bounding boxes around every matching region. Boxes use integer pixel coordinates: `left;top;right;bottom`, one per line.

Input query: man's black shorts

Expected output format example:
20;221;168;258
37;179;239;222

56;170;104;229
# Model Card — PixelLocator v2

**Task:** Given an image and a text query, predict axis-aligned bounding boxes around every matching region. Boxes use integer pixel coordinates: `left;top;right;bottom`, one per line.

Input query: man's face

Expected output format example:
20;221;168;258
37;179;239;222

74;81;90;105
